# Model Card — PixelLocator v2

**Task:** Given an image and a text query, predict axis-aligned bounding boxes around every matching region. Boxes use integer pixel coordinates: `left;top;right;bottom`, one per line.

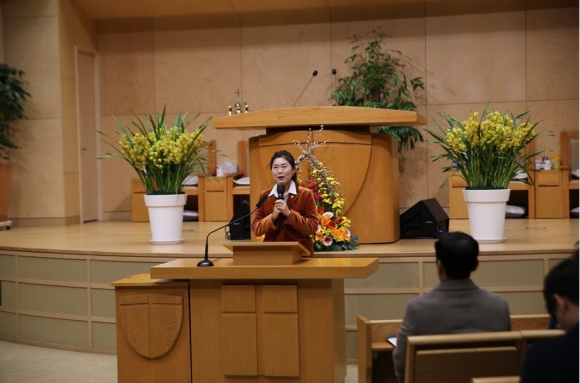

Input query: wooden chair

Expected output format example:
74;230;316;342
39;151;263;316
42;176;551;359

182;140;217;222
404;331;522;383
226;141;251;219
357;316;402;383
560;131;579;217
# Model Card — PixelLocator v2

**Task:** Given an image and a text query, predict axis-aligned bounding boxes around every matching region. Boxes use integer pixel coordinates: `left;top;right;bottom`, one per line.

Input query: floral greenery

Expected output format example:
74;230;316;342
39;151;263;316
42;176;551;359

331;29;424;152
98;106;210;194
427;104;546;190
294;128;359;252
0;63;31;161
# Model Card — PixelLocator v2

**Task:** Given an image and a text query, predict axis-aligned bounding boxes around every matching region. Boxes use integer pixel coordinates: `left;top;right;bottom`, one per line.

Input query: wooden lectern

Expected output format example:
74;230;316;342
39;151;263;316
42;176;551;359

212;106;427;243
113;243;378;383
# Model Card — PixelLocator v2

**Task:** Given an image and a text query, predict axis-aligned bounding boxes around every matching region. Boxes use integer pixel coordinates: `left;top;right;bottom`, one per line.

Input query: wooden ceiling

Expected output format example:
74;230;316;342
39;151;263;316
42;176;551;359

71;0;572;20
68;0;456;19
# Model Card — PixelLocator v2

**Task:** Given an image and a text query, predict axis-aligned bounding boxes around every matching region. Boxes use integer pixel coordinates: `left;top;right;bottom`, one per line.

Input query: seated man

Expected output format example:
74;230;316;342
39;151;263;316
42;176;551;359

392;232;511;383
520;251;579;383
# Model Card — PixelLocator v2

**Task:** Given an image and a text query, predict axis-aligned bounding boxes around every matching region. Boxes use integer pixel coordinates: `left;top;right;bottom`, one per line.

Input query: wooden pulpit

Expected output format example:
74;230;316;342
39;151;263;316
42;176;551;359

113;244;379;383
212;106;427;243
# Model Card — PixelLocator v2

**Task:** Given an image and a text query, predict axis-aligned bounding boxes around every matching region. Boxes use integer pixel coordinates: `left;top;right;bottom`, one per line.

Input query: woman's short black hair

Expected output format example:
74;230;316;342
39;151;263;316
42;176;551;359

269;150;297;183
434;231;479;279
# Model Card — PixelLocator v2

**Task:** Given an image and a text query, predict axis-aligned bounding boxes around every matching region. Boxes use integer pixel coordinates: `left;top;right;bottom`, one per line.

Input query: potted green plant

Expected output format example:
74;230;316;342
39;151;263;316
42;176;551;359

0;63;31;226
427;104;546;242
98;106;210;244
331;29;424;152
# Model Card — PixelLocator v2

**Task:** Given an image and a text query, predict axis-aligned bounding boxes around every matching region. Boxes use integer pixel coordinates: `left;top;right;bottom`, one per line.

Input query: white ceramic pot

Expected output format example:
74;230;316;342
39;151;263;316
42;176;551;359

144;194;187;244
463;189;510;243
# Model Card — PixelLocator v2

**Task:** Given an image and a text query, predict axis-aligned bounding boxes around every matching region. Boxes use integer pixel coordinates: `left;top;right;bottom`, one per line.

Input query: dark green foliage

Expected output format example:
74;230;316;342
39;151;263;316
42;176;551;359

331;29;424;152
0;63;31;160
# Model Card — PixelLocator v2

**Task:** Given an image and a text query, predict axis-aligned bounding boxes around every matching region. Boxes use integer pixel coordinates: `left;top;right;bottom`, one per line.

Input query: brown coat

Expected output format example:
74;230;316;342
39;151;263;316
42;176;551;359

251;186;318;255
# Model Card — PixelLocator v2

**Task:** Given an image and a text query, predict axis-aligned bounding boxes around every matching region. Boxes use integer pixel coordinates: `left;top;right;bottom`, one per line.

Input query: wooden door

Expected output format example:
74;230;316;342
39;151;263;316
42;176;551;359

76;49;99;222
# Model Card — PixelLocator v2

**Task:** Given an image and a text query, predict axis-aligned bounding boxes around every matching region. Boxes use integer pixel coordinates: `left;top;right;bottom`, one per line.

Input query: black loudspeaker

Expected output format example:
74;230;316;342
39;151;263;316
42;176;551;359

400;198;449;239
228;200;251;240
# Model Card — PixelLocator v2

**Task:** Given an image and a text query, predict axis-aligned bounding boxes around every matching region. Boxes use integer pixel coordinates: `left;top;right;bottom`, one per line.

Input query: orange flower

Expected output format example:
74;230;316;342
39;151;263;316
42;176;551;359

332;227;346;240
315;231;323;241
320;217;331;227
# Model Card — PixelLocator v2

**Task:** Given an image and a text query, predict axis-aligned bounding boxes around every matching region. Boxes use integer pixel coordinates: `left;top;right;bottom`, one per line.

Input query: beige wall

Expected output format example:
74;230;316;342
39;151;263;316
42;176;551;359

2;0;578;222
97;2;579;217
1;0;96;225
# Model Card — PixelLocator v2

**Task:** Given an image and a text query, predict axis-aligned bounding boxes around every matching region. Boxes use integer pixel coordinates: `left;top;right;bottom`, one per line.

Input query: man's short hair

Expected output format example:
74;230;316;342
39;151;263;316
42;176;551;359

434;231;479;279
543;250;579;317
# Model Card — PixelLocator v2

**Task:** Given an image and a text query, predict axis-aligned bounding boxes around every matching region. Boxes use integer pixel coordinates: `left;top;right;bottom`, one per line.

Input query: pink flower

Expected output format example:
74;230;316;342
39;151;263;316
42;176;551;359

322;212;334;219
323;236;333;246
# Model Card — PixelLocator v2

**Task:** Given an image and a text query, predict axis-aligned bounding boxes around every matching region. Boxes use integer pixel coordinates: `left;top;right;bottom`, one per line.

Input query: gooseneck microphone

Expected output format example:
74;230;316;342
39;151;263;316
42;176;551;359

277;184;285;200
197;194;268;267
331;68;338;105
292;70;318;107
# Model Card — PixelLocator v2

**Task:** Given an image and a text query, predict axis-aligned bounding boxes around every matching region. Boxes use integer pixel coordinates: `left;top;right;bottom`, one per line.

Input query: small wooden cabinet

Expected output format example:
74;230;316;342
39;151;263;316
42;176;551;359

198;176;229;221
535;170;564;218
131;178;149;222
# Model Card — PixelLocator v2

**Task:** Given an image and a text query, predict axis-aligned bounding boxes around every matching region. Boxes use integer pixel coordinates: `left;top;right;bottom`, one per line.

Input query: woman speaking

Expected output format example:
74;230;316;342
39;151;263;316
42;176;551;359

251;150;318;256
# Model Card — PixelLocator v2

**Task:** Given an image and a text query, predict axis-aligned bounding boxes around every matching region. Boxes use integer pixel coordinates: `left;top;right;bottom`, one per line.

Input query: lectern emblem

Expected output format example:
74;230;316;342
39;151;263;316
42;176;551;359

118;294;183;359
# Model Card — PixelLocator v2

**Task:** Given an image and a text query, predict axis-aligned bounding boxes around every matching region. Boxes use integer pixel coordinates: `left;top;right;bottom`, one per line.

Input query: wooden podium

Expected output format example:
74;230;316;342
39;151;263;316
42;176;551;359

113;243;378;383
213;106;427;243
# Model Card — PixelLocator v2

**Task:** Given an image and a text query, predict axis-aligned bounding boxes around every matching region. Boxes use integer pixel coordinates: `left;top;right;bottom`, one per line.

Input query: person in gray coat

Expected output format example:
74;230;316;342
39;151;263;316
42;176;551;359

392;231;511;383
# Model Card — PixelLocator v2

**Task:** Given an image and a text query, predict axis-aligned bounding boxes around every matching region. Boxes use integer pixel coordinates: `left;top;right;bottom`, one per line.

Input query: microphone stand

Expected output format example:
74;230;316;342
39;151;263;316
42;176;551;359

197;195;268;267
292;70;318;107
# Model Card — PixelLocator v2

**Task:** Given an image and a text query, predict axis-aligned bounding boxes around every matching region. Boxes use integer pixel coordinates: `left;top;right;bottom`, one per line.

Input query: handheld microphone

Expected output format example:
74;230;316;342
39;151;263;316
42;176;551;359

197;194;268;267
292;70;318;107
277;184;285;200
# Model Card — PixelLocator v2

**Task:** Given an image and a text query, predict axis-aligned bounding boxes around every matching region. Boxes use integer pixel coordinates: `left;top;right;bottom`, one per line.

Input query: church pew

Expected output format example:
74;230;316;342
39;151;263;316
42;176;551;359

357;314;552;383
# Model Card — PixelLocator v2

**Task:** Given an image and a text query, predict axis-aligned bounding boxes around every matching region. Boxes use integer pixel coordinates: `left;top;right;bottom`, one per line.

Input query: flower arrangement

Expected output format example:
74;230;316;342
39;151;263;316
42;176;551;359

427;104;546;189
303;169;359;251
294;127;359;252
98;106;210;194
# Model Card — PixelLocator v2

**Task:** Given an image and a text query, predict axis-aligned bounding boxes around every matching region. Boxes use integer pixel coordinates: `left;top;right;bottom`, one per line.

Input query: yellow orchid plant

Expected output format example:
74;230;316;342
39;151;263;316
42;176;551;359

98;106;210;194
428;104;546;189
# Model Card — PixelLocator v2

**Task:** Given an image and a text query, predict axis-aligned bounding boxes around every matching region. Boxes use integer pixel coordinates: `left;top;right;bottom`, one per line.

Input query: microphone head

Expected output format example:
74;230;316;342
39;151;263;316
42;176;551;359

277;184;285;199
332;68;337;75
312;70;318;77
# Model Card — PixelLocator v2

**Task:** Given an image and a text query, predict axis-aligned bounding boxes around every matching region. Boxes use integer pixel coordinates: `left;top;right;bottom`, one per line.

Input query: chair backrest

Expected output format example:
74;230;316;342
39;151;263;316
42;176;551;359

471;376;520;383
237;140;249;176
405;332;522;383
510;314;550;331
